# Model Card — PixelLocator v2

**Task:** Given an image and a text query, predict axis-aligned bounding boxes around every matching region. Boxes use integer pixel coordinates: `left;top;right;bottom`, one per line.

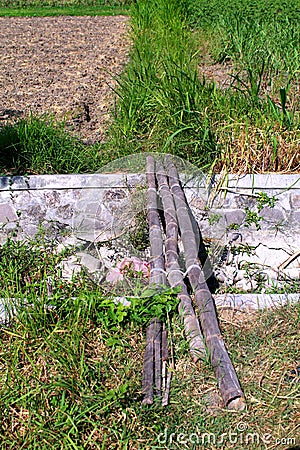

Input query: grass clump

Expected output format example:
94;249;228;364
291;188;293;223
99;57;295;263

107;0;219;169
0;237;299;448
107;0;299;173
183;0;300;172
0;115;103;175
185;0;300;108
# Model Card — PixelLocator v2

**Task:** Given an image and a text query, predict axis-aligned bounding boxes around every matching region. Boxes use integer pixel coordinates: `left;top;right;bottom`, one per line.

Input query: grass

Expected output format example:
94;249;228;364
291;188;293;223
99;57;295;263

0;237;299;449
106;0;299;173
106;0;220;169
0;3;299;447
0;115;104;175
183;0;300;172
0;5;129;16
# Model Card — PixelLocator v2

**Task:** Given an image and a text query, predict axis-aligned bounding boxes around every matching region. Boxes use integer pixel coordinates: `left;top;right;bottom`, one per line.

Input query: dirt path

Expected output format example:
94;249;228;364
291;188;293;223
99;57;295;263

0;15;130;143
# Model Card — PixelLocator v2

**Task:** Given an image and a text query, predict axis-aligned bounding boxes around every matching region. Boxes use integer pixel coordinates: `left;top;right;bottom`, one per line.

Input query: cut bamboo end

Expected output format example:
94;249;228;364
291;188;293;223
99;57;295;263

142;396;154;406
191;346;207;363
227;396;247;411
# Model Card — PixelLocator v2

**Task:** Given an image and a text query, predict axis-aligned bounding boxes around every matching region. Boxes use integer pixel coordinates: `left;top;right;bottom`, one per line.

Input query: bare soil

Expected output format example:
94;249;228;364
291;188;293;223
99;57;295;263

0;15;130;143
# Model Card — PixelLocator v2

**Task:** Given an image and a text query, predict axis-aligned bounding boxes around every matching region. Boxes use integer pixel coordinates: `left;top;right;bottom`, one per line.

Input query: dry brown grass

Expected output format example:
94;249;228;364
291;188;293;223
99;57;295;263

214;123;300;174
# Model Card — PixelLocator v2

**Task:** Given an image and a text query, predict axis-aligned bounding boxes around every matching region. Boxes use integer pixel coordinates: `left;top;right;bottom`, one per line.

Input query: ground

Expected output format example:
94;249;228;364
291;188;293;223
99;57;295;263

0;15;130;143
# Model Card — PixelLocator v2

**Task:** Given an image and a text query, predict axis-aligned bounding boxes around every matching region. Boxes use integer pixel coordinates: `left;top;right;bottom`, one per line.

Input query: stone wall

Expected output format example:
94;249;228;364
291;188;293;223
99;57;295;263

0;172;299;292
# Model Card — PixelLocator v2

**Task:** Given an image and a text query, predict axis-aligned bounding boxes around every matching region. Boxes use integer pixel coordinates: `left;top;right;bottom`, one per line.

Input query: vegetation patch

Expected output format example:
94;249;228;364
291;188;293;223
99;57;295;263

184;0;300;172
108;0;299;172
0;115;101;174
0;0;131;16
0;237;299;448
1;0;298;174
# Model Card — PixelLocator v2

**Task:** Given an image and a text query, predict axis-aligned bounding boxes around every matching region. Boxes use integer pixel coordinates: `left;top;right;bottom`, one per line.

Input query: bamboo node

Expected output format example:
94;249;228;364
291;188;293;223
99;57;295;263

150;268;167;274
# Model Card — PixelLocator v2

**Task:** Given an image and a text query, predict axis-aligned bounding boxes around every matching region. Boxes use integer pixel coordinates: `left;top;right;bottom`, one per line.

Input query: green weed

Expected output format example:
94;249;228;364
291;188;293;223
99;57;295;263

106;0;299;173
107;0;219;169
0;233;298;448
0;115;101;175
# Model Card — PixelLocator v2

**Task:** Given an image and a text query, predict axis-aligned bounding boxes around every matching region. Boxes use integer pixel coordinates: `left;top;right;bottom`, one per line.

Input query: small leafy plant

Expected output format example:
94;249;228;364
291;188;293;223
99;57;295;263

244;207;263;230
256;191;278;212
244;192;278;229
208;212;221;225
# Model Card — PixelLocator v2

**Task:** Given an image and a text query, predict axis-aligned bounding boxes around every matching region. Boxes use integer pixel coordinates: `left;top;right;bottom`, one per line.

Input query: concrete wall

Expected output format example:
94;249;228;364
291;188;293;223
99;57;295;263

0;172;299;291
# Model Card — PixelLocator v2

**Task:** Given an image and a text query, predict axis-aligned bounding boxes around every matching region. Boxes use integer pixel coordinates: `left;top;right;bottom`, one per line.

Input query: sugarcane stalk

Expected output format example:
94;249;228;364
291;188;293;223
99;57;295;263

167;159;246;411
156;162;206;362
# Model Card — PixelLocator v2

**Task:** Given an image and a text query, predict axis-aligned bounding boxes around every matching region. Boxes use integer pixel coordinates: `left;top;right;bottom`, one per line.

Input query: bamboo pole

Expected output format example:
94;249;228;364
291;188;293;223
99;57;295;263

146;155;166;287
161;323;168;394
156;162;206;362
166;159;246;411
154;318;162;397
162;313;174;407
161;321;170;405
142;156;167;405
142;319;155;405
161;323;169;362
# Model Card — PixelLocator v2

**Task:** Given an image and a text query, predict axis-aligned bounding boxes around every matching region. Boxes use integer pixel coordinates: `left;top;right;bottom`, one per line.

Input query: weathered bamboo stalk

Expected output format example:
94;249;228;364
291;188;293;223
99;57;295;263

146;155;166;287
142;319;155;405
166;159;246;411
162;315;174;407
156;162;206;362
162;323;168;393
154;318;162;397
162;372;172;407
161;322;170;405
161;323;169;362
142;156;167;405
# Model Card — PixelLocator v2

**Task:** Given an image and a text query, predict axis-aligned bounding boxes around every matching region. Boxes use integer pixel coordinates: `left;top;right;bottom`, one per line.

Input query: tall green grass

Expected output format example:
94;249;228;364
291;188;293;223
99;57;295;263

0;238;299;448
0;115;102;174
108;0;219;169
107;0;299;173
185;0;300;90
